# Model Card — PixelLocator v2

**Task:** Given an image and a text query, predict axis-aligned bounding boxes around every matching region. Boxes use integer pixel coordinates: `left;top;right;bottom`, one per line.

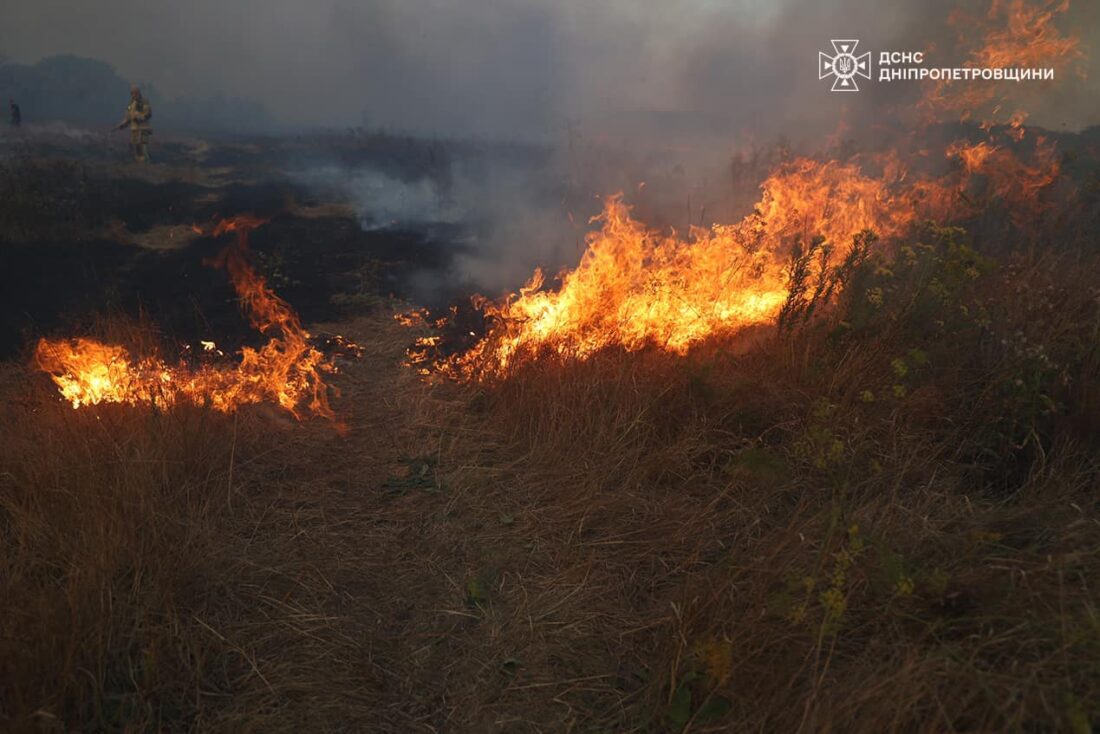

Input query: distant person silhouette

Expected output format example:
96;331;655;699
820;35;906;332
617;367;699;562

9;99;20;128
114;86;152;163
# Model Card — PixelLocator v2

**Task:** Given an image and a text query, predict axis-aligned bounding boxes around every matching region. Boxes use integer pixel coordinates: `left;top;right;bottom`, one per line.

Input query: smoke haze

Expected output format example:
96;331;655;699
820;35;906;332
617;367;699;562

4;0;1099;297
3;0;1098;140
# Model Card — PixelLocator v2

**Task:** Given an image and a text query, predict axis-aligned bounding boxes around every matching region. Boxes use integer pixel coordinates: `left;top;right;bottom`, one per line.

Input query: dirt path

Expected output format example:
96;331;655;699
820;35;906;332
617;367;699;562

191;315;500;731
200;314;641;732
192;314;434;729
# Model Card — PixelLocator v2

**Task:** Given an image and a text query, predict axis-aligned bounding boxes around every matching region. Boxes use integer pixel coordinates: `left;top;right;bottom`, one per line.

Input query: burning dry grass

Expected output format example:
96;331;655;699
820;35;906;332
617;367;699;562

407;128;1068;382
33;216;339;419
0;359;244;728
0;315;412;731
3;248;1100;730
4;5;1100;719
402;238;1100;730
6;157;1100;730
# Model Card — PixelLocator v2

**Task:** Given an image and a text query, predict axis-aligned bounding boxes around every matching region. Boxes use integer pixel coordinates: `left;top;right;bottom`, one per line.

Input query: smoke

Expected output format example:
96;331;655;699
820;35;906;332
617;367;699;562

294;130;801;299
291;148;581;299
296;166;459;230
4;0;1099;295
2;0;1097;141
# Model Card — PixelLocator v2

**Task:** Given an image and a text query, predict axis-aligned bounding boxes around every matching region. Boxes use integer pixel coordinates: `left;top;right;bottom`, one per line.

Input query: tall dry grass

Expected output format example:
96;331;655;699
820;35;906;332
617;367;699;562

2;225;1099;732
0;316;347;731
0;314;427;732
415;231;1100;731
0;360;243;729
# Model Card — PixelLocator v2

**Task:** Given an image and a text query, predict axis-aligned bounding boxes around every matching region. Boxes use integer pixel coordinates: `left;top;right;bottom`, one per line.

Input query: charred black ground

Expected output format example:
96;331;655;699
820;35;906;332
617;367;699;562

0;136;481;358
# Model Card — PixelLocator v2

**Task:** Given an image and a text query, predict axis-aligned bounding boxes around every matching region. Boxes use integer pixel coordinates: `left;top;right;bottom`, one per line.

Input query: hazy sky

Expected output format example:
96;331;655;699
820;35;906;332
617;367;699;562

2;0;1097;139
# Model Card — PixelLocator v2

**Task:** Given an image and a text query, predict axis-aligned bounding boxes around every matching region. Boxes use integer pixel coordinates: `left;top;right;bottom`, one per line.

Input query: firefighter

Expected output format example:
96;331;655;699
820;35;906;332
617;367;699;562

115;86;152;163
8;99;20;128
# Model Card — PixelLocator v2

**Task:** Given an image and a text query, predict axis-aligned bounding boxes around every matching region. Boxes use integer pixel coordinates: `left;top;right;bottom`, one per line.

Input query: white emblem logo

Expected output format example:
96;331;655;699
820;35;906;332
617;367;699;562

819;40;871;92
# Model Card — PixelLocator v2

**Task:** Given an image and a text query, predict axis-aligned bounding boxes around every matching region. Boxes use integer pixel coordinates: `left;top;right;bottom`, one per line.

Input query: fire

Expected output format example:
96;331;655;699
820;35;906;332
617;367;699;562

34;340;175;409
947;136;1061;226
35;216;337;419
400;0;1081;381
404;150;1062;381
921;0;1083;126
410;158;931;379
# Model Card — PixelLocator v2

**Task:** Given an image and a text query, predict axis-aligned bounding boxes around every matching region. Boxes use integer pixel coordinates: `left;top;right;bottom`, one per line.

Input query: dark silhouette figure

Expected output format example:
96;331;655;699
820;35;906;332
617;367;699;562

9;99;20;127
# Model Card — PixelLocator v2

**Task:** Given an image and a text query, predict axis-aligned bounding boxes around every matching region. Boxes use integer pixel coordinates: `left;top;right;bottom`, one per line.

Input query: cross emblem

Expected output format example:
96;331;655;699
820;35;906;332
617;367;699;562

819;40;871;92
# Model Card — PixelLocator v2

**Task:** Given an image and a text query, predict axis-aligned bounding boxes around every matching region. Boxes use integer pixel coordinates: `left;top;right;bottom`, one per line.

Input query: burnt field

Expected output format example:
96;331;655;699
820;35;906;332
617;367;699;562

0;132;484;360
2;121;1100;734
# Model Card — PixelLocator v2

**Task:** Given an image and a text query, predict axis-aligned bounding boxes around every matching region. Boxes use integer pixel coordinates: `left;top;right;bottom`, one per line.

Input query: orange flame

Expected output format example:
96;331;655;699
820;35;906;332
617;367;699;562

921;0;1083;127
35;216;337;419
947;135;1061;225
401;0;1079;381
411;157;937;379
